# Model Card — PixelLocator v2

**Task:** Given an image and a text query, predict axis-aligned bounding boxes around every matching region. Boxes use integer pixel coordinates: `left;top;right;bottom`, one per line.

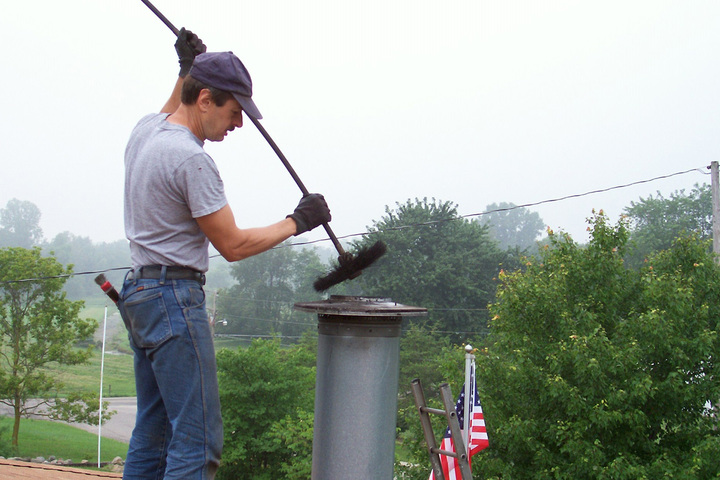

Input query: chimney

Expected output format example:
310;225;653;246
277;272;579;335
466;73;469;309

295;295;427;479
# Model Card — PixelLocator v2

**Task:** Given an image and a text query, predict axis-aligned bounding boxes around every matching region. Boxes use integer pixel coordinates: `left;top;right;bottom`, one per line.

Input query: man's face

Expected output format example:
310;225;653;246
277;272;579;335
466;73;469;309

204;96;244;142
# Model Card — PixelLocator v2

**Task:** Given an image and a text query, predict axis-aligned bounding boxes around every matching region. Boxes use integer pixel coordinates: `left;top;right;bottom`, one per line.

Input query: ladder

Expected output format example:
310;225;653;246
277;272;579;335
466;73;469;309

411;379;473;480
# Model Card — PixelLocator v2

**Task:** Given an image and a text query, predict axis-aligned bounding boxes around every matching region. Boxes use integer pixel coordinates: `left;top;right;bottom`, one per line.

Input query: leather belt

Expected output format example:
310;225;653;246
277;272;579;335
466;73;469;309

130;265;206;285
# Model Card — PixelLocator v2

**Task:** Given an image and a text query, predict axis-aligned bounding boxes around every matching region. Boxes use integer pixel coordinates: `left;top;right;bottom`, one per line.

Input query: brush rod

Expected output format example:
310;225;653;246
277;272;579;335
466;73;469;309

140;0;180;36
250;116;346;255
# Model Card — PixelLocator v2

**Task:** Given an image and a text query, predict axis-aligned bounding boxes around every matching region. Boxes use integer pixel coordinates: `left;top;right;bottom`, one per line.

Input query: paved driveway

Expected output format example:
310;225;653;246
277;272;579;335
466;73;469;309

70;397;136;443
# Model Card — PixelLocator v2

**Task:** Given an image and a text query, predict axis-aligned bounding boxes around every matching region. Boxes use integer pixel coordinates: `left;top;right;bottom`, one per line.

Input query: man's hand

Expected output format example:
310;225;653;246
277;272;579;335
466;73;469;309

288;194;331;236
175;28;207;77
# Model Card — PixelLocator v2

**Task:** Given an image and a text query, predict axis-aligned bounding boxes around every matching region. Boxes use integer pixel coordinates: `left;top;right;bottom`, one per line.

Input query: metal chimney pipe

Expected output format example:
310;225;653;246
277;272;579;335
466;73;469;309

295;296;427;479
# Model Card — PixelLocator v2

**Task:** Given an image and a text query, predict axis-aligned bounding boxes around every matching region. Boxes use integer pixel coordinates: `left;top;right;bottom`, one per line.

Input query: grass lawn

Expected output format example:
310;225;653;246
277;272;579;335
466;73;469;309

81;303;110;323
47;338;248;398
47;349;136;398
0;416;128;463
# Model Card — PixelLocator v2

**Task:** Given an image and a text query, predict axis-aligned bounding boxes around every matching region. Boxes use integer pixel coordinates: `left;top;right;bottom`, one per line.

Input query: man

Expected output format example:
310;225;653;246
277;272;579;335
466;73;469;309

118;29;331;479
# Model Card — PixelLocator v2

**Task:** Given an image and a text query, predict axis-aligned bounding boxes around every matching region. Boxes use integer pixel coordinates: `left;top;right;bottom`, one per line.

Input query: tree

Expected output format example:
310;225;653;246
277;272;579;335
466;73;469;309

269;408;315;480
216;337;316;480
217;242;325;339
394;328;469;480
624;183;711;267
480;202;545;252
44;232;130;299
0;199;43;249
352;198;513;338
473;212;720;478
0;247;106;446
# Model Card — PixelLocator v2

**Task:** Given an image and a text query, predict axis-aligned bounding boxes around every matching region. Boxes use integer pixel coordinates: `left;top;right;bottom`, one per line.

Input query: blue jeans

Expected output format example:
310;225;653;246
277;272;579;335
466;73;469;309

118;273;222;480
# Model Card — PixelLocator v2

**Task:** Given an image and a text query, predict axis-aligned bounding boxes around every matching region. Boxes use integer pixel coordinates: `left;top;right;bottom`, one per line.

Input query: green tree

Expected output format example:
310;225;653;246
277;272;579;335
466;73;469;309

395;329;469;480
269;408;315;480
0;247;106;446
217;243;325;339
480;202;545;252
396;325;457;429
473;212;720;478
44;232;130;299
216;338;316;480
624;183;711;267
0;199;43;249
353;198;511;338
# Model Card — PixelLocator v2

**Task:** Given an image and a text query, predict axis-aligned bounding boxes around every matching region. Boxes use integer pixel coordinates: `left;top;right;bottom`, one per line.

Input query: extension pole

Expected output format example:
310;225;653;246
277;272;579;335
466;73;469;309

98;305;108;468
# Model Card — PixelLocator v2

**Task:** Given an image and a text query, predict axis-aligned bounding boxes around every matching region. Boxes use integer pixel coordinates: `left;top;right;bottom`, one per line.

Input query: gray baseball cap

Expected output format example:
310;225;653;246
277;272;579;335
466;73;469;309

189;51;263;119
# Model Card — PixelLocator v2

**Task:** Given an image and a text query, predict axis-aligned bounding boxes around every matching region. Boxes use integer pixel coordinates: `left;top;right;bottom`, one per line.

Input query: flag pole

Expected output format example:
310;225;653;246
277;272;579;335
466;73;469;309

98;305;108;468
462;344;474;448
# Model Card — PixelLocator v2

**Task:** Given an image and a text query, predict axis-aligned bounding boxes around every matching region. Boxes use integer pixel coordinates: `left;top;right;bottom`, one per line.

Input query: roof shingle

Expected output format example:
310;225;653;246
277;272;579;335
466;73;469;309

0;458;122;479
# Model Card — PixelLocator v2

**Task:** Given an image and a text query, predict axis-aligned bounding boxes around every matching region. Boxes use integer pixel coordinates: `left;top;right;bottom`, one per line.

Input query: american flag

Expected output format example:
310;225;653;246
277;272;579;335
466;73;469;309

429;363;489;480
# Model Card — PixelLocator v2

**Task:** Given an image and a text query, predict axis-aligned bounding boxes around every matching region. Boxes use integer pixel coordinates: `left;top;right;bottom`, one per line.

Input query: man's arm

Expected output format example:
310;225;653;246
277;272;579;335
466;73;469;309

161;77;185;114
197;194;331;262
197;205;297;262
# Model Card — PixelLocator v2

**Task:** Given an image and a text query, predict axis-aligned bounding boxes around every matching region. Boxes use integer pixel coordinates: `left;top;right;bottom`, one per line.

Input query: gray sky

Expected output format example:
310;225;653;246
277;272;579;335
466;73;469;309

1;1;717;248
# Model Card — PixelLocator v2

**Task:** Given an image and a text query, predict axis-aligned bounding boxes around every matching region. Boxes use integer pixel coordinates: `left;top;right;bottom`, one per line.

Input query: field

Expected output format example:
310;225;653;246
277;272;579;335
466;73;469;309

48;349;136;398
0;417;128;463
0;302;257;469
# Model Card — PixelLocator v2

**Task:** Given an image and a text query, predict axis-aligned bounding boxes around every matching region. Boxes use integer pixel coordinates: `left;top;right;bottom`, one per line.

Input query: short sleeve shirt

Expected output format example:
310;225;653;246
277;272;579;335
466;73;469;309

124;113;227;272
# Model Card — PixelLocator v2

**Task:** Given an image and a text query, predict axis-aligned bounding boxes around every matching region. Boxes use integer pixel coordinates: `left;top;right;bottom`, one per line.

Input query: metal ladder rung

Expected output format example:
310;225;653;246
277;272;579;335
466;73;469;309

432;448;463;458
421;406;447;416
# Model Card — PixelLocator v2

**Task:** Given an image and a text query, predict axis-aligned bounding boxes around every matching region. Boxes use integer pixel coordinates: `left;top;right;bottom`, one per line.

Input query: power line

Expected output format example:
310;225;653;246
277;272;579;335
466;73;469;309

0;166;708;285
0;266;129;285
218;312;316;327
340;166;709;239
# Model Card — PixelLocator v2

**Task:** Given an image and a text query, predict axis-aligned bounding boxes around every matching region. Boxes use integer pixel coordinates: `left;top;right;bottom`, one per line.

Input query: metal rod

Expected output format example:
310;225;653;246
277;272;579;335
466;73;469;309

712;161;719;263
249;116;346;255
140;0;180;36
97;305;108;467
422;406;449;416
463;346;474;448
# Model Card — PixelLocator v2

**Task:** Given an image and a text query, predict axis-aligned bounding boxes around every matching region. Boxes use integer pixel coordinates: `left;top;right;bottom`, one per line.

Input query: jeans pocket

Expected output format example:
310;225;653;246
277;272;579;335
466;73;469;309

122;288;173;349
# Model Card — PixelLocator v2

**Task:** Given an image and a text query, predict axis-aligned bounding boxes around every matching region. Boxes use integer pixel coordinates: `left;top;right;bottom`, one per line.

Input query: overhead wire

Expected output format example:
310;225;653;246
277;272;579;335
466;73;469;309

290;166;709;244
0;166;709;285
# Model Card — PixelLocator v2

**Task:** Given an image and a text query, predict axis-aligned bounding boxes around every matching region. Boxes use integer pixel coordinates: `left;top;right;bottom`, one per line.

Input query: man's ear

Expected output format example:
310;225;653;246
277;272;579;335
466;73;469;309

197;88;214;112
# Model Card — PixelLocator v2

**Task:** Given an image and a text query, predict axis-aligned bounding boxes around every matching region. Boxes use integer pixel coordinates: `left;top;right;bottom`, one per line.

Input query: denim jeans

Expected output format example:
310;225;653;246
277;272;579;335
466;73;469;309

118;273;222;480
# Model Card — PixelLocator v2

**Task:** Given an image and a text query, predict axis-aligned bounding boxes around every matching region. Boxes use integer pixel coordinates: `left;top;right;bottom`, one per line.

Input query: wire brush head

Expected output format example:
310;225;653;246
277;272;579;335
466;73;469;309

313;241;387;292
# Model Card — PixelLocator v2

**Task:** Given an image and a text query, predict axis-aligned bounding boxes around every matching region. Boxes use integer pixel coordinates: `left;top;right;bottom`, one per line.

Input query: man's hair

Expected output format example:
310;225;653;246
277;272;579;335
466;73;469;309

181;76;234;106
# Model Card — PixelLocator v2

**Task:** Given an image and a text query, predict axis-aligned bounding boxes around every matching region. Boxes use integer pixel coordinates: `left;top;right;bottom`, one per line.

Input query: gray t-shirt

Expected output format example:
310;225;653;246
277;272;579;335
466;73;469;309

124;113;227;272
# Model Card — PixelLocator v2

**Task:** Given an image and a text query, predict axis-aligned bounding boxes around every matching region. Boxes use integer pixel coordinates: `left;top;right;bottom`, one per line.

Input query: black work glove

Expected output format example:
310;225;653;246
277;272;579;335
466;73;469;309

288;194;331;236
175;27;207;77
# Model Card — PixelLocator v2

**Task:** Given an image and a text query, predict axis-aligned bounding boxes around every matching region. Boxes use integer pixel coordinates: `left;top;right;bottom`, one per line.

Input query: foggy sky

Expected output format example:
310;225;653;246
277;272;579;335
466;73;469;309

1;1;717;249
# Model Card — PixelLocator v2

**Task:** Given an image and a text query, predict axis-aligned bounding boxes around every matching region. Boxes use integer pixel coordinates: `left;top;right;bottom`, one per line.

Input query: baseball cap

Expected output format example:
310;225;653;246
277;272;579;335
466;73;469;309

189;51;263;120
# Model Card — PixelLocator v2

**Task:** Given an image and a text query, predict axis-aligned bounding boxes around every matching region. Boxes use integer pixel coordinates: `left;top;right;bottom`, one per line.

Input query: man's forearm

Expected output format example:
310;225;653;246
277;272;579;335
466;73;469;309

197;205;299;262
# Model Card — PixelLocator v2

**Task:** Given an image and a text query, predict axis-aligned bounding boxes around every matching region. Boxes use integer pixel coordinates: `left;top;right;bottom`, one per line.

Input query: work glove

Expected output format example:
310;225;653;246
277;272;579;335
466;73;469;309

175;27;207;77
288;194;331;236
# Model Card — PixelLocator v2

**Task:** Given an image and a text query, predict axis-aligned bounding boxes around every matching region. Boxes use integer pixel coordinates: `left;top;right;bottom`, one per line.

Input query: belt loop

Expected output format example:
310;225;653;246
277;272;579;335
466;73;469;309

124;269;135;287
160;265;167;285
